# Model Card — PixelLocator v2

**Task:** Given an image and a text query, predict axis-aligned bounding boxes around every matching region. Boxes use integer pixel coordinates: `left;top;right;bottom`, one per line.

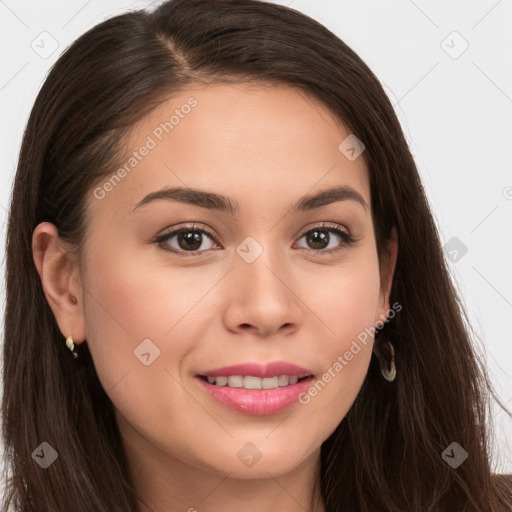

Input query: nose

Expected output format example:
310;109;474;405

222;241;303;338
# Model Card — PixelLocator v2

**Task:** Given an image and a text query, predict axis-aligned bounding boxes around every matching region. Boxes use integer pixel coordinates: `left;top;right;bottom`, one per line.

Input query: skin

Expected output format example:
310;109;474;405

32;83;398;512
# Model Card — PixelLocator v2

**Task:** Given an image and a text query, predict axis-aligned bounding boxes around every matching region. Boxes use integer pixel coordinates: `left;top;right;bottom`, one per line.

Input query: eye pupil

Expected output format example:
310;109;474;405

307;230;329;250
178;230;202;250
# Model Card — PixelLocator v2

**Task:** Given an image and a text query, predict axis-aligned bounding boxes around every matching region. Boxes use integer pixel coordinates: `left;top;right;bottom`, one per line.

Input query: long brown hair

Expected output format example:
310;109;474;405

2;0;511;510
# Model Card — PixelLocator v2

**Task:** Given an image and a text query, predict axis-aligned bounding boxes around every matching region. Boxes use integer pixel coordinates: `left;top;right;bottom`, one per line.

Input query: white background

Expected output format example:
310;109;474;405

1;0;511;493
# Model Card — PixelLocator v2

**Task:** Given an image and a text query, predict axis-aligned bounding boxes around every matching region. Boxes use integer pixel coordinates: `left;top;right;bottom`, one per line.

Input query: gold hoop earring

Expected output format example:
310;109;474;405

65;336;78;359
373;337;396;382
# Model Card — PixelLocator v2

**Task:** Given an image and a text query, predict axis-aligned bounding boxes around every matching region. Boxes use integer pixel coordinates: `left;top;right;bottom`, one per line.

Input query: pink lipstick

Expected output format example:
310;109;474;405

195;361;314;415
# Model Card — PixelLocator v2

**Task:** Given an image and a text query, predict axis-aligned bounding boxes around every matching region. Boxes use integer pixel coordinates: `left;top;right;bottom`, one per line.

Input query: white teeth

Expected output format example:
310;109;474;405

244;376;262;389
262;377;279;389
227;375;243;388
278;375;290;387
215;376;228;386
204;374;307;389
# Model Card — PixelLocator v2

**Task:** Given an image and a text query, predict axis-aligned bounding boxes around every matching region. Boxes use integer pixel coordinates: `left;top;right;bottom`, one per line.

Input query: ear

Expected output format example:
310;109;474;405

375;226;398;324
32;222;87;344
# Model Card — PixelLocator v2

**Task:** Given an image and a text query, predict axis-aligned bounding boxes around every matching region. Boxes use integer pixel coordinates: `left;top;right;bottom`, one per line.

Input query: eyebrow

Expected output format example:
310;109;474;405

130;184;368;215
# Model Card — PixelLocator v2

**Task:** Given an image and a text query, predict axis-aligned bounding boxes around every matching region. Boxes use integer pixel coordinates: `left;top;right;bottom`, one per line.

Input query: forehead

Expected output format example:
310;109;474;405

85;83;370;219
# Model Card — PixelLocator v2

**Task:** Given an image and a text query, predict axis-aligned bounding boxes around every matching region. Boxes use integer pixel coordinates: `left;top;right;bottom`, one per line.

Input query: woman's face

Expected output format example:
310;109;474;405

51;84;396;483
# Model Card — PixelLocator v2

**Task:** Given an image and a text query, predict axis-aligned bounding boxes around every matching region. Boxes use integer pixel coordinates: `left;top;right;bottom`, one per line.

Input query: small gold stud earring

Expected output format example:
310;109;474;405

65;336;78;359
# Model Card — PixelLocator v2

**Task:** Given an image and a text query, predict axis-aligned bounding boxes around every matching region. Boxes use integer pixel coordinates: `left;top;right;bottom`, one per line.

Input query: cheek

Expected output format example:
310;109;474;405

80;238;198;388
295;250;381;430
81;232;236;397
307;247;382;348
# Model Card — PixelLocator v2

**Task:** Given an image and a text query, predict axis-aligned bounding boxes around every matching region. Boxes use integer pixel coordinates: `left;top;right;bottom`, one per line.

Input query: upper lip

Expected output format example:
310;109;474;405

198;361;314;379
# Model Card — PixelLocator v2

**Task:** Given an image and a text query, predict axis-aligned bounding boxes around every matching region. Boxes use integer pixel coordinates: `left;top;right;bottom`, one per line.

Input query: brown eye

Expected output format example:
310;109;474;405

305;229;331;250
155;224;219;256
174;230;208;251
154;222;356;257
295;223;355;255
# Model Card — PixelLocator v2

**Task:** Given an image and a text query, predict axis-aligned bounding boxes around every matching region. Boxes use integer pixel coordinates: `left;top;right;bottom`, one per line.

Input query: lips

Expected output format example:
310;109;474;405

198;361;314;379
196;374;315;415
195;361;315;415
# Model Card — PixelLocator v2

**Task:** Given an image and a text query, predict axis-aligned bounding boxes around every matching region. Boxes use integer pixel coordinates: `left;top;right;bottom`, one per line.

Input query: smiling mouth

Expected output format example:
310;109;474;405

197;374;314;390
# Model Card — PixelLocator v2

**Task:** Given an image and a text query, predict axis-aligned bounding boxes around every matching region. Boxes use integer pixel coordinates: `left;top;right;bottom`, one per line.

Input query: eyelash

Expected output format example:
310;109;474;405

153;222;357;257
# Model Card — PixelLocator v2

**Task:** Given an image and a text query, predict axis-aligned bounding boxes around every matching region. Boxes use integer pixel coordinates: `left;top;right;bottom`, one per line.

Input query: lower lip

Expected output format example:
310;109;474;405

196;376;315;415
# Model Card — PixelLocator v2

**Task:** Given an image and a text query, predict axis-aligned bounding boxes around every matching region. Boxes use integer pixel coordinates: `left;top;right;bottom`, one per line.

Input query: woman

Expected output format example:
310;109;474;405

2;0;511;510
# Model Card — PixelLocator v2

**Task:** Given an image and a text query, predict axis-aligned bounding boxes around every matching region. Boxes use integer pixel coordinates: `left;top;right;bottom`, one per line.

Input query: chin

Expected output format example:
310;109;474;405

202;441;316;479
